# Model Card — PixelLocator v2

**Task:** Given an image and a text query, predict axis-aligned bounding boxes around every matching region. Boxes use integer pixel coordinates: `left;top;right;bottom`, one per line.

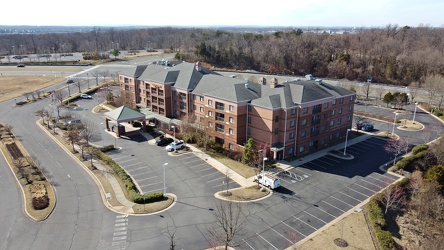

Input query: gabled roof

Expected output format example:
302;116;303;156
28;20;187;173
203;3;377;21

105;106;145;122
193;75;260;102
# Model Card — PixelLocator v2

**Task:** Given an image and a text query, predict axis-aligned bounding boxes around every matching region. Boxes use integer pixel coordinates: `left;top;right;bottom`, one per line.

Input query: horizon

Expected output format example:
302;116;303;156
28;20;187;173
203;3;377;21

4;0;443;28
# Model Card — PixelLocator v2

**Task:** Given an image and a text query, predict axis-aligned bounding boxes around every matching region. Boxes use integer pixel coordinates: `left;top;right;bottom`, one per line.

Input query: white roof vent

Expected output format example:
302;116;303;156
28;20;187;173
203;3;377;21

245;83;248;89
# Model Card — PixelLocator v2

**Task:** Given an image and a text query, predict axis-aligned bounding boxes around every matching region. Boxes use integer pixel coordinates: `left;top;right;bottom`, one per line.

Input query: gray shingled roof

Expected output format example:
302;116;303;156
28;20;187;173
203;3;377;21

250;80;354;109
193;75;260;102
104;106;145;122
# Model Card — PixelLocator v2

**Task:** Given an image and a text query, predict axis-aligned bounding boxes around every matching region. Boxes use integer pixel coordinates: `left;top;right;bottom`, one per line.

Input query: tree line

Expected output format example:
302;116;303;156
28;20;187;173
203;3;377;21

1;25;443;86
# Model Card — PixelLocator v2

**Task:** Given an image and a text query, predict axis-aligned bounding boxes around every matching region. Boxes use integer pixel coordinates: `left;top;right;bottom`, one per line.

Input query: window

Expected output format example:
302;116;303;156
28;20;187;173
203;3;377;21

200;96;204;102
302;119;307;126
248;117;251;123
332;110;335;116
321;125;326;131
349;105;353;111
208;111;213;117
208;100;213;106
290;120;295;127
337;118;342;125
199;117;204;123
216;124;224;133
229;105;234;111
340;98;344;104
274;116;279;122
229;144;234;150
215;102;224;110
347;115;351;121
229;117;234;123
247;128;251;135
301;130;306;137
330;120;335;126
174;100;178;106
289;132;295;139
200;107;204;113
303;107;308;114
288;147;293;154
174;91;178;96
350;96;354;101
274;128;279;135
229;128;234;135
336;132;340;138
309;141;314;147
324;102;329;109
320;139;325;145
193;95;196;100
299;146;305;152
329;133;333;140
338;108;343;114
332;99;337;105
248;105;252;111
209;122;213;127
291;108;296;115
193;105;196;110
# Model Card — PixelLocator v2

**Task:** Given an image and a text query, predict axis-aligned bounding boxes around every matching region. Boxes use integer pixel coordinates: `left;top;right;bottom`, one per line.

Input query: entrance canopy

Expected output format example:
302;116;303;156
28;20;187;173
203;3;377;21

104;106;146;137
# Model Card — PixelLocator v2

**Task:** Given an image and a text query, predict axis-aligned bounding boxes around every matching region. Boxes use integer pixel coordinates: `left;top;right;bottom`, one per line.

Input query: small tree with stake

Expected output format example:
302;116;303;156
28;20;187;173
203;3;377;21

384;138;409;167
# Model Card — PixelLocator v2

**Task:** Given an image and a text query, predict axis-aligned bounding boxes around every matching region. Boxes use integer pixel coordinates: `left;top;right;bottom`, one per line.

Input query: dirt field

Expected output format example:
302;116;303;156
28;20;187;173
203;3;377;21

0;75;63;103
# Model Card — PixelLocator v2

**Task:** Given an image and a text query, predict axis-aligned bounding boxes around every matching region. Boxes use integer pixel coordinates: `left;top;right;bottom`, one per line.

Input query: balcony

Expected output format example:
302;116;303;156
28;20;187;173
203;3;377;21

215;103;225;110
158;91;164;96
215;116;225;122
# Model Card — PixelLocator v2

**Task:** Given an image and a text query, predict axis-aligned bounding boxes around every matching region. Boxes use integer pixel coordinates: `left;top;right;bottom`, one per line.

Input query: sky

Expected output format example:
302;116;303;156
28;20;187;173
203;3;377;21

2;0;443;28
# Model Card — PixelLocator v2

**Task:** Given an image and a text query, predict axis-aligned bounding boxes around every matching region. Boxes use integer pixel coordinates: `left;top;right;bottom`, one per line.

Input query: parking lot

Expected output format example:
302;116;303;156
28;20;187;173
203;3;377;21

236;136;399;249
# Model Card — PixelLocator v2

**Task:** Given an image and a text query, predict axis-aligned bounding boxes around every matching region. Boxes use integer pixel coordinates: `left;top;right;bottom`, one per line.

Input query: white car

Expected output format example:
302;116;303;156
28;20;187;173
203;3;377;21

165;140;184;152
80;94;92;99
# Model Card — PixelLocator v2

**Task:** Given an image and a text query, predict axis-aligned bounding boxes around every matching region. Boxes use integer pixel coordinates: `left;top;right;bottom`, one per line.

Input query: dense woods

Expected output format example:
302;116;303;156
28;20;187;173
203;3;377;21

1;25;444;86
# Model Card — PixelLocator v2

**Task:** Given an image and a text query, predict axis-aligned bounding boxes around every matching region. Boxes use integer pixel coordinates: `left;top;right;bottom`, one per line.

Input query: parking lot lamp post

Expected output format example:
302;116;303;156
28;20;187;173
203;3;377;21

343;129;351;156
163;163;168;197
171;125;176;152
412;102;418;124
392;113;399;136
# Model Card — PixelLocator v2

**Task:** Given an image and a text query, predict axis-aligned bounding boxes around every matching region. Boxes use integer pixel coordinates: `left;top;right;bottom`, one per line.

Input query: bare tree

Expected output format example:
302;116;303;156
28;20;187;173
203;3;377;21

378;184;406;214
384;138;409;166
91;71;100;86
65;128;82;152
54;90;65;106
208;200;247;250
85;145;98;169
101;69;110;82
74;78;82;93
373;87;386;102
430;137;444;165
35;108;48;125
159;224;178;250
81;120;98;145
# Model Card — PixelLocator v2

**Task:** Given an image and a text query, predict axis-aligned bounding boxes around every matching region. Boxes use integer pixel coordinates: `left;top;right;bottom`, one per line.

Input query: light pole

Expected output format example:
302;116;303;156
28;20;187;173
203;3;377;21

171;125;176;152
391;113;399;136
163;163;168;197
262;157;268;173
343;129;351;156
412;102;418;124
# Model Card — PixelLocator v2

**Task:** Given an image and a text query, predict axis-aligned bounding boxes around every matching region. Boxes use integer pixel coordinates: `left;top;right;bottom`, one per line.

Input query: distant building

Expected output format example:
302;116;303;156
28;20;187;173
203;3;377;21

119;62;355;160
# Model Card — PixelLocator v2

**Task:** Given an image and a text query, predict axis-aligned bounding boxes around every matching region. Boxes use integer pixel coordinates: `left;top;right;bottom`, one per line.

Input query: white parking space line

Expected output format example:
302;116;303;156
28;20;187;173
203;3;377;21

117;158;137;164
113;236;127;241
139;182;163;188
115;223;126;227
367;175;391;186
256;233;279;250
348;186;370;198
305;162;326;170
281;221;307;237
269;227;294;244
189;163;208;169
137;176;158;182
330;195;354;208
114;227;127;231
304;210;328;224
144;187;165;193
321;200;345;213
323;156;342;163
279;178;296;185
314;159;334;166
125;162;144;167
293;215;318;230
132;171;153;177
112;155;130;160
206;177;225;183
196;167;213;173
113;231;127;236
116;215;128;219
313;206;337;219
128;166;147;172
374;172;397;182
242;239;255;250
201;171;220;178
182;159;203;165
360;178;384;189
354;182;379;192
340;190;364;202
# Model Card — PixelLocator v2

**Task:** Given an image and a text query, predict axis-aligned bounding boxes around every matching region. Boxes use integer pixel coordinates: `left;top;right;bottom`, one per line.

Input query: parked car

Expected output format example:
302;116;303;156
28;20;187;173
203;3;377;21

165;140;184;152
80;94;92;99
354;123;363;130
362;123;374;132
156;137;173;146
16;64;25;67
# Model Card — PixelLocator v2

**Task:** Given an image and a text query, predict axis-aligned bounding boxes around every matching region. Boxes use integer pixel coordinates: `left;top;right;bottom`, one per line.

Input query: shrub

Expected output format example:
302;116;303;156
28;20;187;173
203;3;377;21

131;192;164;204
397;177;410;188
367;198;386;227
100;144;115;152
412;144;428;155
32;195;49;210
375;227;395;250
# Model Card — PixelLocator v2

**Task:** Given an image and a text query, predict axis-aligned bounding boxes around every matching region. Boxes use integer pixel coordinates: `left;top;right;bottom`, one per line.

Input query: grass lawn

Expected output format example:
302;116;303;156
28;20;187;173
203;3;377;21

221;185;270;201
0;75;63;103
206;151;257;178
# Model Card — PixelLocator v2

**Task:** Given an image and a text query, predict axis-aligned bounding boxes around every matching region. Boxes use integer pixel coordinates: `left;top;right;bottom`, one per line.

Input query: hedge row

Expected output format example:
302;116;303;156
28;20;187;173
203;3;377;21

395;150;427;170
366;198;395;250
411;144;429;155
96;151;164;204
